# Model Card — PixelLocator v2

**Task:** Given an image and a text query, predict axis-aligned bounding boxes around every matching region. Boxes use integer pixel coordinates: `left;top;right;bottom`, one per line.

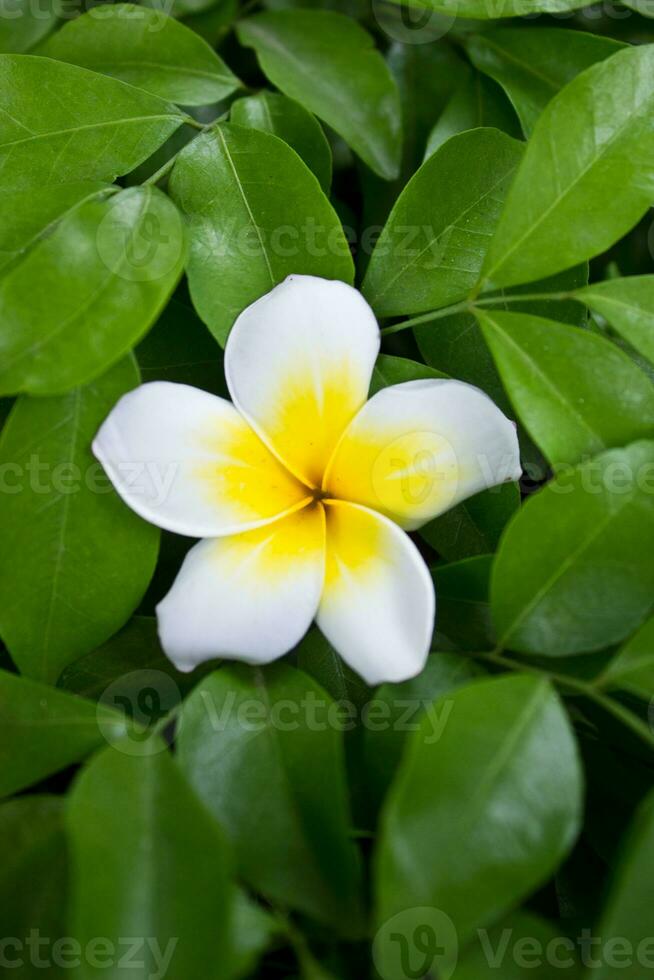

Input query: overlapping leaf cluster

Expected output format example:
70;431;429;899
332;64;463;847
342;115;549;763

2;1;654;977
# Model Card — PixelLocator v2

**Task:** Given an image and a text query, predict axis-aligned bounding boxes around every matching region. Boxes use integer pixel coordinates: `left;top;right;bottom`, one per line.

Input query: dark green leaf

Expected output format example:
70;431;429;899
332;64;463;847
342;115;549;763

41;4;240;106
363;128;524;317
169;122;353;345
425;71;520;158
597;616;654;700
491;441;654;657
0;185;185;394
0;796;67;978
421;482;520;562
482;45;654;289
67;743;237;980
177;664;365;936
237;10;401;179
432;554;495;651
231;91;332;193
375;674;582;971
0;55;184;190
381;0;590;15
296;627;371;709
369;354;446;395
0;357;159;683
477;310;654;469
466;28;623;135
577;276;654;367
0;0;57;54
363;651;483;814
589;789;654;980
0;669;129;797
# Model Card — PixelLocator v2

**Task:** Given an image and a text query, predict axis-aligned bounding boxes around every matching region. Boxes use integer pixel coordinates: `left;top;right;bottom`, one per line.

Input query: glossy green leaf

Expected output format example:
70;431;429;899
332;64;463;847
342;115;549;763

237;10;401;179
588;789;654;980
67;743;236;980
482;44;654;289
0;185;185;395
169;122;354;345
177;664;365;936
0;796;67;977
598;616;654;700
375;674;582;970
425;71;519;158
491;441;654;657
0;669;129;797
363;128;524;317
0;0;57;54
231;91;332;193
478;310;654;469
369;354;446;395
577;276;654;367
0;357;160;683
296;627;370;709
466;28;623;135
622;0;654;13
363;652;483;814
421;483;520;562
382;0;590;16
41;4;240;106
0;55;185;191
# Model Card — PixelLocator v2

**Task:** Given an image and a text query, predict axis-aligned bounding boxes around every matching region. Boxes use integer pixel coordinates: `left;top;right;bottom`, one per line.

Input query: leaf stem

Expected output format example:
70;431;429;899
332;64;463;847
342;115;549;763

380;290;577;337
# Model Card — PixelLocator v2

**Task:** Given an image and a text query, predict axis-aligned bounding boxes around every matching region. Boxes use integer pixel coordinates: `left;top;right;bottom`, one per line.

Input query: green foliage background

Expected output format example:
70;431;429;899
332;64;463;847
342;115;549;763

1;0;654;977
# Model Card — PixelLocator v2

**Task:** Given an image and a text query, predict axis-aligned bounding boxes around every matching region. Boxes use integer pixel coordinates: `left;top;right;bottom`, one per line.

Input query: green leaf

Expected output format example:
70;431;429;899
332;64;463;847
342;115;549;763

0;55;185;191
363;652;483;815
177;664;365;936
491;441;654;657
0;357;160;684
482;44;654;290
421;483;520;562
237;10;401;180
0;0;57;54
67;743;237;980
425;71;520;158
576;276;654;367
169;122;354;345
432;554;495;651
232;892;280;980
41;4;240;106
296;627;371;709
369;354;447;396
0;185;185;395
0;669;129;797
0;796;67;977
466;28;623;135
381;0;590;16
622;0;654;13
375;674;582;970
57;616;198;701
363;128;524;317
477;310;654;469
597;616;654;700
136;294;228;397
587;789;654;980
456;910;580;977
231;91;332;193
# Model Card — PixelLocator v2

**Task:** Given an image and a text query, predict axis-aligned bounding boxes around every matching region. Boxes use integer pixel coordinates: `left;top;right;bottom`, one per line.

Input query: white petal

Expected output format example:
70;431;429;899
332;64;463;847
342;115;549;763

316;501;434;685
225;275;380;487
157;505;325;671
93;381;310;537
324;379;521;530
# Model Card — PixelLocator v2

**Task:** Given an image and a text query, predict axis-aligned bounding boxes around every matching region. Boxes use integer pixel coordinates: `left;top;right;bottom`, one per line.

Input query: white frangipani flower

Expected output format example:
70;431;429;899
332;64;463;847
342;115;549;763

93;276;521;685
